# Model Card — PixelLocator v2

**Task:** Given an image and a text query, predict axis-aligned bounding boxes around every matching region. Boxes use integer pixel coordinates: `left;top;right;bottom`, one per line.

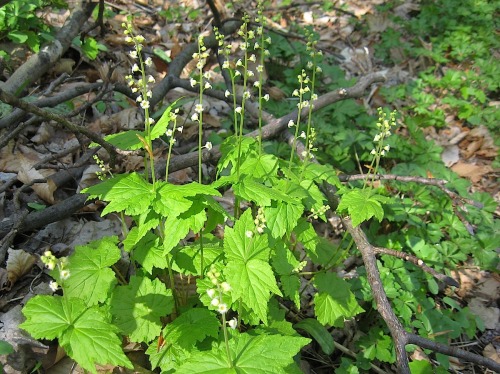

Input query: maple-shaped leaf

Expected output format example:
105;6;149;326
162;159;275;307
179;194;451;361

337;189;389;227
82;172;154;216
163;308;219;349
239;153;279;179
233;179;295;207
110;275;174;343
264;200;303;239
20;295;132;374
226;259;281;325
313;272;364;327
153;181;221;218
224;209;269;262
149;98;182;140
131;232;169;273
177;332;310;373
61;236;120;306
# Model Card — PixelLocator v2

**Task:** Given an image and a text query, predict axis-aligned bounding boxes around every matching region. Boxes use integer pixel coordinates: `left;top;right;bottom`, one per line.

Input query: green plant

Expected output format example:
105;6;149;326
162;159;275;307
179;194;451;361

0;0;66;52
19;8;498;374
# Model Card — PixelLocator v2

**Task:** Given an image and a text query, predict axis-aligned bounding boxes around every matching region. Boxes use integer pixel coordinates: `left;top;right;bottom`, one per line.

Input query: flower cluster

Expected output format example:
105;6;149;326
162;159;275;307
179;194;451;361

254;207;266;234
301;127;318;160
93;154;110;180
370;108;397;156
309;204;330;220
41;250;70;291
206;265;231;315
293;70;312;110
122;21;155;113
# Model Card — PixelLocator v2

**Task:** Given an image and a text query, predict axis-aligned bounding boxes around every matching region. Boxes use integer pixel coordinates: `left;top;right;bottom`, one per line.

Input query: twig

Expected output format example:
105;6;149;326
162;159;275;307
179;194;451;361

372;246;459;287
0;87;117;166
342;217;500;373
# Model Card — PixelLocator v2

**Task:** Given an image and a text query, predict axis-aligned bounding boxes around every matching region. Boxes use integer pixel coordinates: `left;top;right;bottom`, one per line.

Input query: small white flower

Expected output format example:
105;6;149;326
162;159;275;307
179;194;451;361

246;70;254;77
140;100;150;109
370;149;377;155
222;60;230;69
228;317;238;329
166;129;173;137
254;81;260;88
220;282;231;292
148;75;155;83
246;230;253;238
300;131;306;139
205;142;213;150
263;94;269;101
60;270;70;280
211;298;220;306
49;281;59;292
146;90;152;98
195;104;203;113
207;289;216;298
144;57;152;66
190;78;197;87
288;120;295;128
292;89;299;97
235;107;242;114
131;87;138;93
136;96;143;102
249;54;256;62
149;117;155;124
132;64;139;72
256;65;263;73
236;59;243;67
204;82;212;89
129;50;138;59
225;90;231;98
125;36;133;43
218;303;228;314
374;134;381;142
191;113;199;121
177;126;183;133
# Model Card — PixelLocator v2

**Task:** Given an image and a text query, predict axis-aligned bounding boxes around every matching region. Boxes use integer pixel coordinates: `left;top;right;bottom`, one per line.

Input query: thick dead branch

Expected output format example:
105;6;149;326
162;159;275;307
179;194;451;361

1;1;95;96
342;217;500;373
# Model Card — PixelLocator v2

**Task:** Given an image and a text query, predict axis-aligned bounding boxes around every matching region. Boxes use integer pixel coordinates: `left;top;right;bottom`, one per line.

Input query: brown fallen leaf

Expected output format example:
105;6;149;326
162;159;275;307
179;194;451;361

451;161;492;183
6;248;36;289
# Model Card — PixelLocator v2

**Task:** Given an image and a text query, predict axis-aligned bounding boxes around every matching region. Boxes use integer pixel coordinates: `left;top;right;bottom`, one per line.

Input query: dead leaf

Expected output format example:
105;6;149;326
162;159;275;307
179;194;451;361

451;162;493;183
6;248;36;288
17;158;57;204
483;344;500;364
441;145;460;167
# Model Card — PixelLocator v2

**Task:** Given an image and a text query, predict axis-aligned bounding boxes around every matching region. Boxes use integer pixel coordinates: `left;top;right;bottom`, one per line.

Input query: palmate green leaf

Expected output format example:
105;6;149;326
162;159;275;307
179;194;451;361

218;136;258;173
224;209;269;262
110;275;174;343
163;199;208;254
177;333;310;374
61;236;120;306
226;259;281;324
131;232;169;273
163;308;219;349
82;172;154;216
239;153;279;179
314;273;364;327
302;163;341;188
233;179;295;207
264;200;303;238
271;239;301;308
172;238;222;275
20;296;132;374
147;337;191;373
337;189;388;227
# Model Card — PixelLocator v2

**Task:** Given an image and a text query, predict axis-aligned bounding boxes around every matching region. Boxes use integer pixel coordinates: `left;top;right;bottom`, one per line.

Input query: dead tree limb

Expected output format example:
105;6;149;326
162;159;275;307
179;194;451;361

342;217;500;373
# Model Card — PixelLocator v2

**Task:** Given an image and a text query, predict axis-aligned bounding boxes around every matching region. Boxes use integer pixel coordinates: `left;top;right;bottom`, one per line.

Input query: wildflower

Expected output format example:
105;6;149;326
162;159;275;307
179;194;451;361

204;82;212;89
246;230;253;238
249;54;256;62
191;113;199;121
207;289;216;298
263;94;269;101
211;298;220;306
49;281;59;292
132;64;139;72
288;120;295;128
254;81;260;88
205;142;213;150
60;270;70;280
166;129;173;137
225;90;231;98
195;104;203;113
140;100;150;109
177;126;183;133
190;78;197;87
125;36;133;43
220;282;231;292
222;60;230;69
148;75;155;83
146;90;152;98
129;50;138;59
228;318;238;329
235;107;242;114
144;57;152;66
218;303;228;314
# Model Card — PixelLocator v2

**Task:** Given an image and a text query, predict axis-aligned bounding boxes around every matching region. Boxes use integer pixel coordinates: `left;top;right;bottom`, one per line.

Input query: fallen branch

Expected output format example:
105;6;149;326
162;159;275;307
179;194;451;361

342;217;500;373
0;87;117;166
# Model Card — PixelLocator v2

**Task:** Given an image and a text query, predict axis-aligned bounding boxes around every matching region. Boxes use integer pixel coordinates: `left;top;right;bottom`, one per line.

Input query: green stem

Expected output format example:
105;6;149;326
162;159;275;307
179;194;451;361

222;314;233;367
